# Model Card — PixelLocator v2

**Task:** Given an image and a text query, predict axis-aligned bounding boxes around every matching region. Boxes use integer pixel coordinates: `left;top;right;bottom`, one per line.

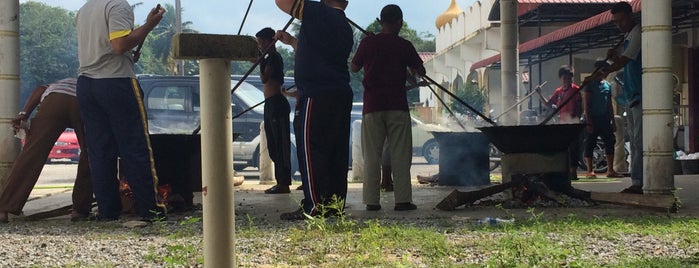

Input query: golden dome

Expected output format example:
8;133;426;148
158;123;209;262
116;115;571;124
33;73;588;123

436;0;463;29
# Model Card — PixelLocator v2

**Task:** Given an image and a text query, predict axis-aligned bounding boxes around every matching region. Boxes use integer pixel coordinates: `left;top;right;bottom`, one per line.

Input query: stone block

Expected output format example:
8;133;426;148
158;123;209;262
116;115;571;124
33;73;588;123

172;33;258;61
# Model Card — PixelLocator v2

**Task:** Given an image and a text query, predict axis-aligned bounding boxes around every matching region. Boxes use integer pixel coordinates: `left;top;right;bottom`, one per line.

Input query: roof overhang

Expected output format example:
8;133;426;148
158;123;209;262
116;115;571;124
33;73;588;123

488;0;629;22
472;0;653;71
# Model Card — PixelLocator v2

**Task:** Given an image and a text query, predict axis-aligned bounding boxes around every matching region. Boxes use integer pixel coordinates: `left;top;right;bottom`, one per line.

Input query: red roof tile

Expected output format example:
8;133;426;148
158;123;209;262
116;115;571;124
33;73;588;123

419;52;435;62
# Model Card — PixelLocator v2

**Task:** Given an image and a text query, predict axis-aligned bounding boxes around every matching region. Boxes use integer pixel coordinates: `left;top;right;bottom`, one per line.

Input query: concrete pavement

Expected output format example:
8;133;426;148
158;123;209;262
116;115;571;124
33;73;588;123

19;161;699;222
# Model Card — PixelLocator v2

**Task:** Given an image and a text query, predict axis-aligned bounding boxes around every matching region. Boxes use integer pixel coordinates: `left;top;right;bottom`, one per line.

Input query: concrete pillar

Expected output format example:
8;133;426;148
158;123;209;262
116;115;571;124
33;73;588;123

172;33;258;268
199;59;235;267
0;0;20;189
499;0;519;125
350;120;363;182
258;121;275;184
642;0;674;194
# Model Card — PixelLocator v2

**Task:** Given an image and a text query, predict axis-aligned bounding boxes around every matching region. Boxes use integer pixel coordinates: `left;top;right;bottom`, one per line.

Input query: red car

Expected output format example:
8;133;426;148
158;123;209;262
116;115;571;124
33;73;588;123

47;129;81;163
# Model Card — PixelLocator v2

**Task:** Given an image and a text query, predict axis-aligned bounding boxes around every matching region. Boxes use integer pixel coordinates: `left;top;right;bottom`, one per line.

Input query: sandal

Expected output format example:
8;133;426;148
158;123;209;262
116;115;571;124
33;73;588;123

585;173;597;179
607;173;624;178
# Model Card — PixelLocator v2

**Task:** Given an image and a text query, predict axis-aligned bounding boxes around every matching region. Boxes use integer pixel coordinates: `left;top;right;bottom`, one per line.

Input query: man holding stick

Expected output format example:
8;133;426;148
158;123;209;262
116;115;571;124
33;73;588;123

275;0;354;220
76;1;166;221
350;4;423;211
255;27;293;194
589;1;643;194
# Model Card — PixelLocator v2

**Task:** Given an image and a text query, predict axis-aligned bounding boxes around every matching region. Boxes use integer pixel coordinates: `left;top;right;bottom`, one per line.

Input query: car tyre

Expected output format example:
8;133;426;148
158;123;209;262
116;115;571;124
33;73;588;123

422;139;439;164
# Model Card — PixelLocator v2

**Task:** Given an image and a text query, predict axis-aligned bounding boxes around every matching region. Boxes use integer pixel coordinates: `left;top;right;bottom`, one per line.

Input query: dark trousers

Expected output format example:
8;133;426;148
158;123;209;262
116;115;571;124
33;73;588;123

295;92;352;214
584;115;616;157
263;94;292;186
77;76;164;219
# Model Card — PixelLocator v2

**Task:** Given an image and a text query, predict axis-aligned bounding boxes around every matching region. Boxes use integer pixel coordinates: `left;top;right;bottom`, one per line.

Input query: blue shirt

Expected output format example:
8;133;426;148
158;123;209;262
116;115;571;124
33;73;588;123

292;0;353;97
623;24;642;105
584;80;611;117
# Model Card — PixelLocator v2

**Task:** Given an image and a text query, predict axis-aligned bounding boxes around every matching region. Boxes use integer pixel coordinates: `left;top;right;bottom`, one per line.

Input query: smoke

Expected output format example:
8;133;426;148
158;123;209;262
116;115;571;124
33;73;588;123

434;113;489;132
148;120;200;134
432;131;490;187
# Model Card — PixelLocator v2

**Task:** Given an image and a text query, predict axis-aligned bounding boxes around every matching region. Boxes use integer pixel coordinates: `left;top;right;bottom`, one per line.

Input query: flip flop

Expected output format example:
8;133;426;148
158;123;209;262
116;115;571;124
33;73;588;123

585;174;597;179
607;173;624;178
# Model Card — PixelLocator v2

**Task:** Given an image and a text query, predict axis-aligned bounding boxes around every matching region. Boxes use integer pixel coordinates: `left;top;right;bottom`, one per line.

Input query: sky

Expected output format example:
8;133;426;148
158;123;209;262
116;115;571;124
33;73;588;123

20;0;477;38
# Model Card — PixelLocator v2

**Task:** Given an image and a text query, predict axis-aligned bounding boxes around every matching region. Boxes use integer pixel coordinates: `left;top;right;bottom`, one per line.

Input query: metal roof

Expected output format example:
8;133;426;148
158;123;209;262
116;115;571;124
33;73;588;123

488;0;627;22
472;0;699;70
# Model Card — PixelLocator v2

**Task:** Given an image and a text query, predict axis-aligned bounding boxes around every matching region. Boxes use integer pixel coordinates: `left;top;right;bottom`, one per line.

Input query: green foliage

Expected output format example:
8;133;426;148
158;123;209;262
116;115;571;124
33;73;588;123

450;82;487;116
365;20;435;52
135;3;198;75
346;20;435;101
19;2;78;103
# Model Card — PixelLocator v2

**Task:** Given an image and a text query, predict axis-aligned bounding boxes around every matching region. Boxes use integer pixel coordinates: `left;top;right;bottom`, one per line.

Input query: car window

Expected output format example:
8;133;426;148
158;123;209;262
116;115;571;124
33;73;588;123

233;81;265;113
148;86;189;111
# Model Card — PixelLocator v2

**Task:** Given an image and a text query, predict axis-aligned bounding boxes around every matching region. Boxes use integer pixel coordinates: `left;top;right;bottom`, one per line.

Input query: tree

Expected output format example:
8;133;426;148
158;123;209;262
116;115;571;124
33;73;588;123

364;20;435;52
352;20;436;102
19;2;79;104
136;3;198;75
450;82;487;118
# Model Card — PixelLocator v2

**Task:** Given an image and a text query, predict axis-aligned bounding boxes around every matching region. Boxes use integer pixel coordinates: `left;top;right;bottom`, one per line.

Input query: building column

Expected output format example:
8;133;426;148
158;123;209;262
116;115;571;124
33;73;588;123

642;0;674;194
199;59;235;266
173;33;258;268
0;0;21;189
500;0;519;125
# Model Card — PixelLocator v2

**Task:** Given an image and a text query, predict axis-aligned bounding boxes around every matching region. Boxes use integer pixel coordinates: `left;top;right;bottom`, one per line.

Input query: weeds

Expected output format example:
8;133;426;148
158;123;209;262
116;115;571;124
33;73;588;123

304;195;356;232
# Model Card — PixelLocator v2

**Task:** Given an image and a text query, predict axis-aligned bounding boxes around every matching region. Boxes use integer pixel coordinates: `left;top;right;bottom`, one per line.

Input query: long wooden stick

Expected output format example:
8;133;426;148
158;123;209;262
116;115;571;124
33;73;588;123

346;17;497;126
237;0;254;35
539;37;625;125
424;83;467;130
423;75;498;126
494;81;547;120
133;4;161;56
231;17;294;95
192;17;295;135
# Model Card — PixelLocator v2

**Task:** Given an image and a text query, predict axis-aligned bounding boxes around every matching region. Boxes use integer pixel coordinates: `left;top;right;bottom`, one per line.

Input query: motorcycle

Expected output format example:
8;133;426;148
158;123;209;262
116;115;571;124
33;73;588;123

489;143;502;171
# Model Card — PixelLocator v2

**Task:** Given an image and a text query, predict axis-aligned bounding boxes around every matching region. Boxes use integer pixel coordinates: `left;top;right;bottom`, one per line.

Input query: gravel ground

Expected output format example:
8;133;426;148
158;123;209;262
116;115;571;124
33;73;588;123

1;214;697;267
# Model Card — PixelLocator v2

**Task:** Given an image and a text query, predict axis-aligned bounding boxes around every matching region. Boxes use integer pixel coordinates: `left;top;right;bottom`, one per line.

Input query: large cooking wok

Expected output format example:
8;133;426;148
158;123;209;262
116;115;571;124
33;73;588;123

478;124;583;154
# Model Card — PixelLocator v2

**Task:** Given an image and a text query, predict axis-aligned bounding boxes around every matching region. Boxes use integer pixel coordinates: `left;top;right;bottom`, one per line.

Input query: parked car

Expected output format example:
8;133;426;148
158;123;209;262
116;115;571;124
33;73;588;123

231;75;297;121
47;129;80;163
410;115;450;164
136;75;299;174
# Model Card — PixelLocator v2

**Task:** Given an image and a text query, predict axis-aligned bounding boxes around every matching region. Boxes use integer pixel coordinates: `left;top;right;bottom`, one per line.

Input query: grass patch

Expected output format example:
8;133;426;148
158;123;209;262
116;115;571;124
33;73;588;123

235;212;699;267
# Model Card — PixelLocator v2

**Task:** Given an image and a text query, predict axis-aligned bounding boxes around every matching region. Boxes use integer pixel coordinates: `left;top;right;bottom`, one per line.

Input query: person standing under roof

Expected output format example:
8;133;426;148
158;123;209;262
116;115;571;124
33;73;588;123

582;60;623;179
274;0;354;220
590;1;643;194
536;65;583;180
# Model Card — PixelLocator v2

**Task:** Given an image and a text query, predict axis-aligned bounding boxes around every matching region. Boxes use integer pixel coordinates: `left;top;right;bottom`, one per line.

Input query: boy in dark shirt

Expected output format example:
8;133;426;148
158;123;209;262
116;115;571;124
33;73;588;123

255;27;292;194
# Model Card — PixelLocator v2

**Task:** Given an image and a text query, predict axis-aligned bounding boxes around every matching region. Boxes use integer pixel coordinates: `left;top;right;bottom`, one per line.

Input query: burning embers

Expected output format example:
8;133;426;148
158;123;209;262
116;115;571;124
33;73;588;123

436;173;592;211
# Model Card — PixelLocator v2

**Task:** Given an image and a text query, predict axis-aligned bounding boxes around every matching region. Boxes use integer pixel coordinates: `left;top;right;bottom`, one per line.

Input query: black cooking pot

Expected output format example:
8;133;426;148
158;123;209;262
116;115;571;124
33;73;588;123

431;131;490;187
478;124;583;154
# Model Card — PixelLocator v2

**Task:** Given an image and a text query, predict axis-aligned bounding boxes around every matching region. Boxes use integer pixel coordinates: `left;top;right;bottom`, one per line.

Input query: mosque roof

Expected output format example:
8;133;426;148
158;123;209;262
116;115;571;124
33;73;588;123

436;0;464;30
